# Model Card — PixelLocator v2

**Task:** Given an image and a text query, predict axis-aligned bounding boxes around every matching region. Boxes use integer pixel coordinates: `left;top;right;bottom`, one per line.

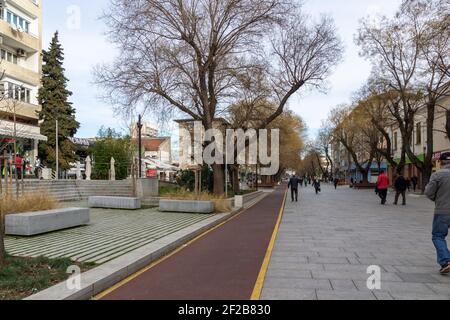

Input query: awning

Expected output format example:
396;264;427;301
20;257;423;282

142;157;179;171
393;154;425;165
0;127;48;141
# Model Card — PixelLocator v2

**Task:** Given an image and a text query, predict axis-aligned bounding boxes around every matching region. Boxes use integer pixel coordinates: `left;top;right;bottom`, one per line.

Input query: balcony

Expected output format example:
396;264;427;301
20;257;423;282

0;99;41;120
0;119;46;141
0;19;40;52
6;0;40;19
2;59;40;86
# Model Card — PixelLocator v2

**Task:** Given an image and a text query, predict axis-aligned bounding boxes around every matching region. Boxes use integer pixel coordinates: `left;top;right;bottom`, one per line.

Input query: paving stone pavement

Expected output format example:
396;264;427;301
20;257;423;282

261;184;450;300
5;201;211;264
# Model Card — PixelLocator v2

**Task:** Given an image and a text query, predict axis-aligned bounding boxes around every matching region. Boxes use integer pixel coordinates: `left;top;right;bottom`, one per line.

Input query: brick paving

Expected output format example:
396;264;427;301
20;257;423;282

261;184;450;300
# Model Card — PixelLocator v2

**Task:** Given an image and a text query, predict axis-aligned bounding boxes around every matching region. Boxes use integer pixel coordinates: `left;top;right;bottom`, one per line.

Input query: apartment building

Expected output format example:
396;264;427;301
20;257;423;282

0;0;45;164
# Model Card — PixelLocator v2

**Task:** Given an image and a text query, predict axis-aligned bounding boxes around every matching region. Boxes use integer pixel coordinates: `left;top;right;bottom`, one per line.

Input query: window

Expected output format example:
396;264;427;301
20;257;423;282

3;82;31;103
416;122;422;145
5;11;30;34
1;49;19;65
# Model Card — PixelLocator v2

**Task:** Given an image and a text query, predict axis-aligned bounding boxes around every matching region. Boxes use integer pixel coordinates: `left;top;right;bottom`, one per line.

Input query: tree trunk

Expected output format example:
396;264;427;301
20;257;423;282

446;109;450;141
212;163;225;196
230;165;240;194
421;102;436;193
0;212;5;265
362;171;369;184
421;166;432;194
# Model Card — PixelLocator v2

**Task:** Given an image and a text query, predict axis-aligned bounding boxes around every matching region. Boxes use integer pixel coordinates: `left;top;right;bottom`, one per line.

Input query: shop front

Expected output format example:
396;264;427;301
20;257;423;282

0;121;47;177
390;154;425;188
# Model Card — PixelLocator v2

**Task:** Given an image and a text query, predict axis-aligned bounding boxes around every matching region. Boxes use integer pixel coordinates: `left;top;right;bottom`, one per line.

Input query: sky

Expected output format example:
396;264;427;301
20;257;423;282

42;0;402;139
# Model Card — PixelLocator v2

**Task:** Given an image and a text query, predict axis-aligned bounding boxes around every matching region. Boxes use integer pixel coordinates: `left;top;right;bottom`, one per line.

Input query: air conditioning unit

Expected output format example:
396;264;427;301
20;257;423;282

17;49;26;57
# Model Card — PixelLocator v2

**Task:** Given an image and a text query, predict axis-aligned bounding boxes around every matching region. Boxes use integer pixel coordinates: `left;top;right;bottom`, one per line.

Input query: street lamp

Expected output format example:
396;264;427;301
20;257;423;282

55;118;59;180
137;114;143;179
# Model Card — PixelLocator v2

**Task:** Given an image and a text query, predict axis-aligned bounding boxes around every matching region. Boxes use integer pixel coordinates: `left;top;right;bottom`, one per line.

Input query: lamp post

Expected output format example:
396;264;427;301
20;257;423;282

55;118;59;180
225;142;228;198
137;114;143;179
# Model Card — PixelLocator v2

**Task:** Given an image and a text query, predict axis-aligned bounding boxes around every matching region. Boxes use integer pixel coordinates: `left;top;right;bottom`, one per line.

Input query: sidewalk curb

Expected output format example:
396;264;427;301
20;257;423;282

25;194;268;300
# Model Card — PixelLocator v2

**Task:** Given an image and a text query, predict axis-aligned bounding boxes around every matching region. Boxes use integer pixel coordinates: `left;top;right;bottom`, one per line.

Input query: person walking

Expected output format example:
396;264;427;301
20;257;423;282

376;170;390;205
15;153;23;179
405;178;411;192
412;176;419;192
334;178;339;190
394;170;407;206
34;156;41;179
313;179;321;195
425;152;450;274
288;174;301;202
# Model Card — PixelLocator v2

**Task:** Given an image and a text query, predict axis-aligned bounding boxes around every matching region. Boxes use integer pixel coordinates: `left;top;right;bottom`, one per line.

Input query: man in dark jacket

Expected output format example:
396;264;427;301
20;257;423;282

288;174;301;202
425;152;450;274
334;178;339;190
313;179;321;194
394;171;408;206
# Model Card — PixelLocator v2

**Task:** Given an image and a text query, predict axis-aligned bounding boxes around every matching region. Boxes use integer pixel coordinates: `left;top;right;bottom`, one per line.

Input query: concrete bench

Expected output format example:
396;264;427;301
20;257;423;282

235;191;264;208
159;200;214;214
88;196;141;210
6;208;90;236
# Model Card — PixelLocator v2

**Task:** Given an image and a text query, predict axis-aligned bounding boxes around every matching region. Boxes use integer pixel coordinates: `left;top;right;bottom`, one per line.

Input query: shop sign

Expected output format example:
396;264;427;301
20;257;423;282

146;169;158;178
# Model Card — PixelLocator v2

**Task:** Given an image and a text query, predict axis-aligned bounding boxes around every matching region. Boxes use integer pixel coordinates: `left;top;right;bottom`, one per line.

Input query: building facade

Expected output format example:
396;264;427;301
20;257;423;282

131;121;159;139
137;137;172;164
387;94;450;186
0;0;45;166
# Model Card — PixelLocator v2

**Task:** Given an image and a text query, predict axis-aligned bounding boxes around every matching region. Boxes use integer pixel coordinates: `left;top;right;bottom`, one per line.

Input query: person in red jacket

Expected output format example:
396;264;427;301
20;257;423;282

376;170;390;205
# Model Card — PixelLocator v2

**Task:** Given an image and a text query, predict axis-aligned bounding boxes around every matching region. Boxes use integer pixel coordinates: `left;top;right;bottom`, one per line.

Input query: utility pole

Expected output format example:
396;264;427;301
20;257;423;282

225;147;228;198
137;114;143;179
55;118;59;180
256;163;259;191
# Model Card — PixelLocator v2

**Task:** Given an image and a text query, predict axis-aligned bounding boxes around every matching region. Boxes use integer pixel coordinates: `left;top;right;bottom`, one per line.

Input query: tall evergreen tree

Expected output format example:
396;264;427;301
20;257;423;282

38;31;79;170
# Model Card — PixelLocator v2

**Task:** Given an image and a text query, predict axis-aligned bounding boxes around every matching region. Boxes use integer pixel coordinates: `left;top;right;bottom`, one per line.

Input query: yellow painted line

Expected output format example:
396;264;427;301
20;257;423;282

251;189;287;300
94;194;267;300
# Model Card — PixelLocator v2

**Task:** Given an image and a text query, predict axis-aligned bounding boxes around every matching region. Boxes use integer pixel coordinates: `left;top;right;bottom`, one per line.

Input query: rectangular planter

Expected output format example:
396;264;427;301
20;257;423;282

6;208;90;236
159;199;214;214
235;191;264;208
88;196;141;210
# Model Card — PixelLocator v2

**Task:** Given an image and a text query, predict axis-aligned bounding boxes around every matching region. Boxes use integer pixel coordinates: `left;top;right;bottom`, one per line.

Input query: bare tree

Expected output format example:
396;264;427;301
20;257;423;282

400;0;450;189
316;122;334;178
95;0;343;194
357;0;450;190
328;105;376;184
356;83;402;170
